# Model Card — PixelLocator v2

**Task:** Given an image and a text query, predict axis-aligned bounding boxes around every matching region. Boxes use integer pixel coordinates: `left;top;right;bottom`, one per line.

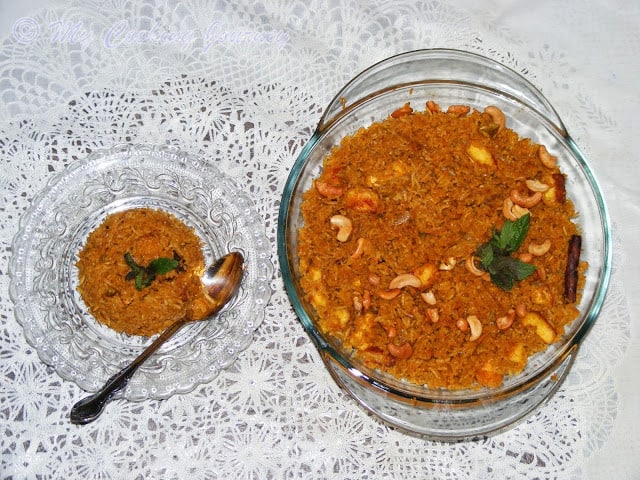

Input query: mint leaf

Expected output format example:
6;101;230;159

511;258;537;280
492;214;531;254
124;252;142;273
476;214;536;291
489;269;515;291
490;256;536;290
135;270;154;290
489;214;531;254
124;252;181;290
476;242;495;272
149;257;179;275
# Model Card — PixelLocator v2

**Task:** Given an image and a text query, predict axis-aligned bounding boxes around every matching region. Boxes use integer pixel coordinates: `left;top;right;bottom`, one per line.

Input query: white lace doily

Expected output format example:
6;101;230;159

0;1;635;479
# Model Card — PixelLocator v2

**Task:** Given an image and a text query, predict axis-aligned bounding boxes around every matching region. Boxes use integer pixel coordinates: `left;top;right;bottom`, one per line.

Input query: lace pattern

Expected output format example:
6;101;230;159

0;0;634;478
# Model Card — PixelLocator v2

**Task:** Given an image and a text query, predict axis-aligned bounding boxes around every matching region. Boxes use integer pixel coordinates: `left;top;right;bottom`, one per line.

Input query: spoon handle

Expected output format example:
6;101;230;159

69;319;188;425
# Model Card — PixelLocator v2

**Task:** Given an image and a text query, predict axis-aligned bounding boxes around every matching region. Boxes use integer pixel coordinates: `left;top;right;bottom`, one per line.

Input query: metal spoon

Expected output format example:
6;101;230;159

69;251;244;425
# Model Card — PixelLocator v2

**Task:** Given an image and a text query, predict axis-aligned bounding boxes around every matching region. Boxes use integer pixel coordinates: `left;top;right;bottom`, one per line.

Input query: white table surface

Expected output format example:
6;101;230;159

1;1;638;479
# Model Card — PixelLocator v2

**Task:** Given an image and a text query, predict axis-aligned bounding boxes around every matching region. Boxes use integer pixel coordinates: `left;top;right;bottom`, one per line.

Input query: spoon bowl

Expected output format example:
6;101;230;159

69;251;245;425
201;251;245;315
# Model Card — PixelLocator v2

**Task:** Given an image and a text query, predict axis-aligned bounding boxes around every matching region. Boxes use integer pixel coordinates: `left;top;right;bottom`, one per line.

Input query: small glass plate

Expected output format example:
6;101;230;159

9;144;273;401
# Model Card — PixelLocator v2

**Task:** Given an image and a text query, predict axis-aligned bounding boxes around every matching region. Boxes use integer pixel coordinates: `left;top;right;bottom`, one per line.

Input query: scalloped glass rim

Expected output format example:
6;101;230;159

9;144;273;401
278;50;612;410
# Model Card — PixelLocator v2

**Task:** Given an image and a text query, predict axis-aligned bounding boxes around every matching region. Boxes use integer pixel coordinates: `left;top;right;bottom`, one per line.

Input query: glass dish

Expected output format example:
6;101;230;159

278;49;612;439
9;144;273;401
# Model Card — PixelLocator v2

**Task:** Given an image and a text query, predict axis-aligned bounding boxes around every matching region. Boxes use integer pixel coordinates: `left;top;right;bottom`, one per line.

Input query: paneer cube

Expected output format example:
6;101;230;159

413;263;438;289
521;312;556;344
466;144;496;167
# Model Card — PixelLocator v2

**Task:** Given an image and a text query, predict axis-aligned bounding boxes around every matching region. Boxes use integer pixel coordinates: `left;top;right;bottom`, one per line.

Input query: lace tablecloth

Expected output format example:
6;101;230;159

1;1;638;478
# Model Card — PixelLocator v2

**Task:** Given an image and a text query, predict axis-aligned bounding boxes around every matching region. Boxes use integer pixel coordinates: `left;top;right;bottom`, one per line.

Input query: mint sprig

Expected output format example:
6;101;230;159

124;251;183;290
476;214;536;291
491;212;530;254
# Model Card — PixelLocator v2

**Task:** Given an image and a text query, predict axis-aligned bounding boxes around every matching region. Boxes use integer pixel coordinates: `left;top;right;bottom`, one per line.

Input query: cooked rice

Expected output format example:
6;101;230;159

297;102;585;389
76;208;209;336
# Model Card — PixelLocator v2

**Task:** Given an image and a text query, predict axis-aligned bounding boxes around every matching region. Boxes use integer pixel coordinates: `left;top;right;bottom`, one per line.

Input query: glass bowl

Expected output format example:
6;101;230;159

278;49;611;439
9;144;273;401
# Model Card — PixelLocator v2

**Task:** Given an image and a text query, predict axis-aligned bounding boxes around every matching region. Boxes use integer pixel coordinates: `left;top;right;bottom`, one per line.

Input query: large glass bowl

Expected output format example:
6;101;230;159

278;49;611;439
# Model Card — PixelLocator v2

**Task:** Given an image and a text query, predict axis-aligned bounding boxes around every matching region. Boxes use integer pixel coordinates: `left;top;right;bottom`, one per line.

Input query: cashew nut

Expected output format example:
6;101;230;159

350;237;365;258
377;289;401;300
518;252;533;263
467;315;483;341
388;342;413;359
426;100;441;113
465;256;485;276
391;102;413;118
344;187;381;213
447;104;471;116
496;309;516;330
484;105;506;133
362;289;371;311
528;239;551;256
420;290;437;305
330;215;352;242
426;308;439;323
537;145;557;169
439;257;457;271
456;318;469;332
315;180;344;199
525;179;550;192
503;197;530;221
389;273;422;290
515;302;528;318
510;189;542;208
368;275;381;286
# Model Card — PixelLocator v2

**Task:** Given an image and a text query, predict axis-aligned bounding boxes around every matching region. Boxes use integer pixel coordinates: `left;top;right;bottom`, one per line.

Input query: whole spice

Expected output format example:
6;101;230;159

564;234;582;302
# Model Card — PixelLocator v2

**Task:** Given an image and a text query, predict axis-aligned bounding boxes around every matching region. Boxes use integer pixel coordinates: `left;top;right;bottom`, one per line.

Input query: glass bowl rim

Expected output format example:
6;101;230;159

277;48;612;405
